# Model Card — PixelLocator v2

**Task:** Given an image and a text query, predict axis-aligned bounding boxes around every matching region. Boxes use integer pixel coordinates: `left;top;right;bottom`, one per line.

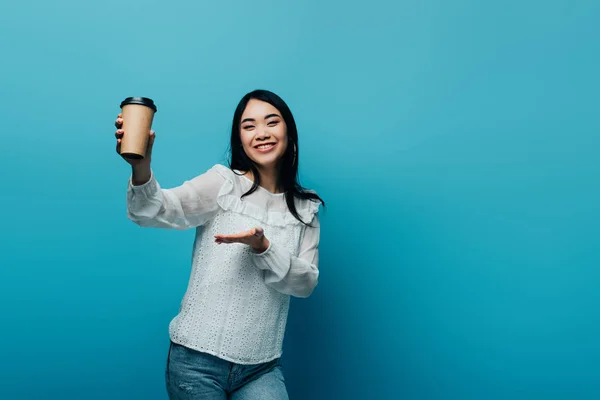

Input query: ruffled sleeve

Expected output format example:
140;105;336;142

126;164;226;229
251;211;321;298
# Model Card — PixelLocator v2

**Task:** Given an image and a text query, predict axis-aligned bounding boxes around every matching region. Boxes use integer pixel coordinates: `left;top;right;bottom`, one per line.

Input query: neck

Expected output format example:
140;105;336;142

247;165;281;194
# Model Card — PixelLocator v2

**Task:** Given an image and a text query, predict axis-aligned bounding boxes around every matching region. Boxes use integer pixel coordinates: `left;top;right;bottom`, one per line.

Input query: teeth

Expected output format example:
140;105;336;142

257;144;275;149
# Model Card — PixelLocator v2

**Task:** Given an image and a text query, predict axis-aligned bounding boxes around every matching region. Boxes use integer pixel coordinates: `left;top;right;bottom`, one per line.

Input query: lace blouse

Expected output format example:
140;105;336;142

126;164;321;364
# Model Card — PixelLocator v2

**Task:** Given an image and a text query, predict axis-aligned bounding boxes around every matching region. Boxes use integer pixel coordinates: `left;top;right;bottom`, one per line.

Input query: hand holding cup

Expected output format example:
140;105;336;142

114;96;158;167
115;114;156;167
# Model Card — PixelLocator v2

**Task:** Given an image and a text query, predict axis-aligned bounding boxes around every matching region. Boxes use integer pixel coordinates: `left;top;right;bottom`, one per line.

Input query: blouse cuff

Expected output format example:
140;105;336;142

129;170;159;196
252;241;291;279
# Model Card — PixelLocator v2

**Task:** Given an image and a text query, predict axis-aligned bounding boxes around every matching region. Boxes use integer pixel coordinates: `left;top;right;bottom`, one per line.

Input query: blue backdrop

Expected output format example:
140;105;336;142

1;0;599;399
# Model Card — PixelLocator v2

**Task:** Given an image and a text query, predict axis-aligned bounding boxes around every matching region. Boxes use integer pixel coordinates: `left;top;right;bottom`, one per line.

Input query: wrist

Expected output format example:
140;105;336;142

131;163;151;186
253;237;270;254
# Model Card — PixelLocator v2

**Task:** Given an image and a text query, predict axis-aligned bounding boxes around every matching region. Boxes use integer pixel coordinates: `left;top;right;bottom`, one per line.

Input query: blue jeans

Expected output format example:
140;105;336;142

165;342;289;400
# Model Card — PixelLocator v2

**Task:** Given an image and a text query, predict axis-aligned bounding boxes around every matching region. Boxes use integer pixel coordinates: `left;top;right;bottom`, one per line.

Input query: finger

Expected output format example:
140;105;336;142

215;234;235;241
215;233;244;242
115;117;123;128
115;129;124;138
223;231;251;240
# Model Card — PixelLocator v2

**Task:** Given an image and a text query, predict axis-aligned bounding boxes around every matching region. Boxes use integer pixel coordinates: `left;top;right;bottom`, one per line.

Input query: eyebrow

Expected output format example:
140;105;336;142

241;113;282;124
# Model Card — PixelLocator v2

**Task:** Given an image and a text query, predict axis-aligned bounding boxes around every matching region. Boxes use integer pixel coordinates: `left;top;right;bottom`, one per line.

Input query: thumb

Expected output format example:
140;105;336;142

147;130;156;152
253;227;264;237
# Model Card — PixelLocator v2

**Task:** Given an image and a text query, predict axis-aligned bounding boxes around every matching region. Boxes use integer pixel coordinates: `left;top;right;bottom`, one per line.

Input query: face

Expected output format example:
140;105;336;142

239;99;288;170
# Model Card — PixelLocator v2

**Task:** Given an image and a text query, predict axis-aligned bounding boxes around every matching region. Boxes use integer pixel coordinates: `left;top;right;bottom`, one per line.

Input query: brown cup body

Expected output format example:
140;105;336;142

119;98;157;160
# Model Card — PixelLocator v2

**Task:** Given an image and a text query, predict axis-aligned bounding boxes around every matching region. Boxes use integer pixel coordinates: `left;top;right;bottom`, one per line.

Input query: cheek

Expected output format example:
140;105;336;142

276;127;288;144
240;133;253;148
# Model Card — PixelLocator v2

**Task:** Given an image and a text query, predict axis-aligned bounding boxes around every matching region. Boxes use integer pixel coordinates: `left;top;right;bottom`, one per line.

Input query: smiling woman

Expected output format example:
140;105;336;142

238;100;289;193
114;89;326;400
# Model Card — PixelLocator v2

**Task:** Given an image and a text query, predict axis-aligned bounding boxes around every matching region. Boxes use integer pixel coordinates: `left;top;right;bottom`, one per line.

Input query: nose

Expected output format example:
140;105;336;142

255;127;271;139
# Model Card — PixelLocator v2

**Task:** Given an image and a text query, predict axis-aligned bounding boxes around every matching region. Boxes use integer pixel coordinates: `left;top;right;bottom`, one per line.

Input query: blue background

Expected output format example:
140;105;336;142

1;0;599;399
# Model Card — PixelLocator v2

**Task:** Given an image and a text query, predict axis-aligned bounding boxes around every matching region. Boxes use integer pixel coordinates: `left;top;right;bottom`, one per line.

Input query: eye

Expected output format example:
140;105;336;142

242;125;255;130
267;120;279;126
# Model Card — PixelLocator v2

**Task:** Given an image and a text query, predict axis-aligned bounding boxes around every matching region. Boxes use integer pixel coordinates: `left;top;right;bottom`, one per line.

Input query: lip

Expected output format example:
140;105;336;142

254;143;277;153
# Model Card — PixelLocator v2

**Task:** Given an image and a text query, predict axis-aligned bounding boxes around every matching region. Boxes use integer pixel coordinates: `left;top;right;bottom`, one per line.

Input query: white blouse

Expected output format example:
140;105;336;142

126;164;321;364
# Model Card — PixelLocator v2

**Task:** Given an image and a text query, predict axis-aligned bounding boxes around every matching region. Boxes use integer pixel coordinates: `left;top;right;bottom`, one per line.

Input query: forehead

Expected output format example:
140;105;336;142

241;99;280;118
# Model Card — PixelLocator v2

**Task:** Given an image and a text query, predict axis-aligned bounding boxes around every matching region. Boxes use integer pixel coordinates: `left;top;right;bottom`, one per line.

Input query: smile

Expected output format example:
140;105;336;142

254;143;277;152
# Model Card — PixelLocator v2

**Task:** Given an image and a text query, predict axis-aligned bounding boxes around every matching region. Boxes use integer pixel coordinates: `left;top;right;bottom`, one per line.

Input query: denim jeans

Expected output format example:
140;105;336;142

165;342;289;400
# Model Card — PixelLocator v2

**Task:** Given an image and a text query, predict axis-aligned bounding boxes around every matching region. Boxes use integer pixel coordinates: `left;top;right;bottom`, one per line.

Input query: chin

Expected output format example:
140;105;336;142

252;157;283;168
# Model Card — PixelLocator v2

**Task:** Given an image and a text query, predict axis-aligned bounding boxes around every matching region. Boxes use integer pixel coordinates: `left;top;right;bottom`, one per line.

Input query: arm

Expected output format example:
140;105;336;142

251;214;321;298
127;166;225;230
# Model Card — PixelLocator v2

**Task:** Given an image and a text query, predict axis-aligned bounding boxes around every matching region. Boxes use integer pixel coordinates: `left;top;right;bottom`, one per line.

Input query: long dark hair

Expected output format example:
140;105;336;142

227;89;325;227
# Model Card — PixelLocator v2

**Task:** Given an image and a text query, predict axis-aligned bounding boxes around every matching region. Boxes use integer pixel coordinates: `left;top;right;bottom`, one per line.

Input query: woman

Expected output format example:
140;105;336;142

114;89;325;399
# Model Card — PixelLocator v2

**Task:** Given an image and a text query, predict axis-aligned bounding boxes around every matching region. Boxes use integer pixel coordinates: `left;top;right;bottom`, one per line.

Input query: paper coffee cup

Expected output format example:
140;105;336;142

119;97;158;160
